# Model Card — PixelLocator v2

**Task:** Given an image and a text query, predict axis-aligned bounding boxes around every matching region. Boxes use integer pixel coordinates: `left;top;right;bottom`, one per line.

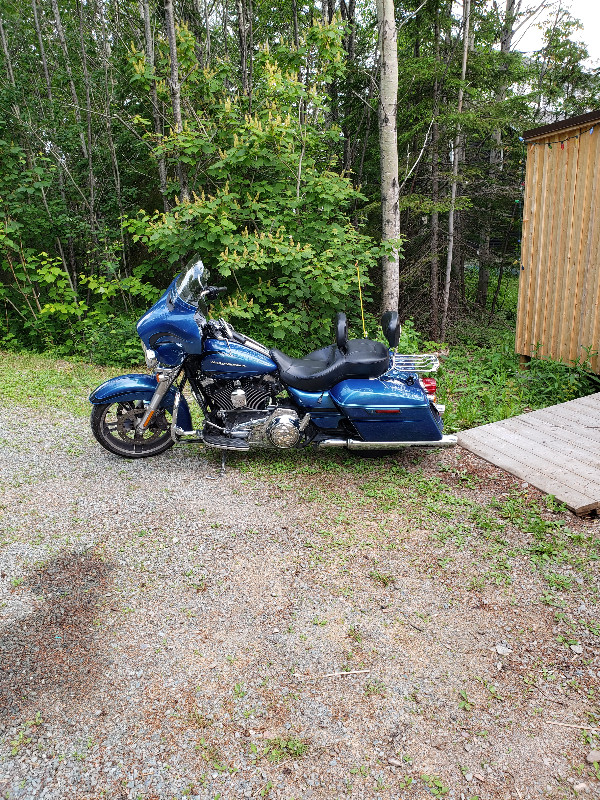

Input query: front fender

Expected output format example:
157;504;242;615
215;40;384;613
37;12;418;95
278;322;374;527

89;373;193;430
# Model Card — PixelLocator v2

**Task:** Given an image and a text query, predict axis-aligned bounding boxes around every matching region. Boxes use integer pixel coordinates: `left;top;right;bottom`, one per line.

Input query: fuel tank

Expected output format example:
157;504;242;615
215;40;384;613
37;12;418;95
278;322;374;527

201;338;278;378
330;377;443;442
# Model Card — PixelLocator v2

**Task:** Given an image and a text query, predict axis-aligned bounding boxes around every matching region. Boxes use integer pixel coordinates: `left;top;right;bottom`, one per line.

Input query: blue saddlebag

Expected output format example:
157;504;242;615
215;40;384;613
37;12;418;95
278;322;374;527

330;378;443;442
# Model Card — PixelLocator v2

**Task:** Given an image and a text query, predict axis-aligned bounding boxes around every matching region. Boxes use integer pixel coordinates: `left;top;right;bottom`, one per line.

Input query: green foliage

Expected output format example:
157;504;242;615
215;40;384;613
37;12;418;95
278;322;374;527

125;43;398;353
438;313;600;432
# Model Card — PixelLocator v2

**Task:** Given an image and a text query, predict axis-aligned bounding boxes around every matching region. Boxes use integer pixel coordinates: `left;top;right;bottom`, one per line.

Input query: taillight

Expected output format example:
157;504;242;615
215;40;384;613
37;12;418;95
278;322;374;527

421;377;437;402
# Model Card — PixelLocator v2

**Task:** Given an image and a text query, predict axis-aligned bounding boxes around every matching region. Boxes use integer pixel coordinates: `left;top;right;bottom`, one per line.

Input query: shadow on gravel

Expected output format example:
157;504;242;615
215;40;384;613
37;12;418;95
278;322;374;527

0;550;113;720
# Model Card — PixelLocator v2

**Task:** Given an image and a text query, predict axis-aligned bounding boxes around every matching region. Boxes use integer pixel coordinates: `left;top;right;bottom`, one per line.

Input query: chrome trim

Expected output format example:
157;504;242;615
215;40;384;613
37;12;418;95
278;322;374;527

171;390;181;441
391;353;440;373
136;366;180;432
317;435;457;450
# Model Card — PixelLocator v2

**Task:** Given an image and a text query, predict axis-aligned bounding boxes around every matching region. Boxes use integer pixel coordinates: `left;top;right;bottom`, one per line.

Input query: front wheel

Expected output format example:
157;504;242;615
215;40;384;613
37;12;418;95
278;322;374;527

90;401;175;459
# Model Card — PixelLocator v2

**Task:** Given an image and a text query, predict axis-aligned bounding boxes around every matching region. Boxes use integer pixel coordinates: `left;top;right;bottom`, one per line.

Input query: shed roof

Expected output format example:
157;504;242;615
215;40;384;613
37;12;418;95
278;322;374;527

523;109;600;141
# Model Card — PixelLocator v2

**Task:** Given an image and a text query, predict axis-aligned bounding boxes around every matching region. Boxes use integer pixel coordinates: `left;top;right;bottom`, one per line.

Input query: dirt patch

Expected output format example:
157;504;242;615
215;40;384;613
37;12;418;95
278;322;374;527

0;550;113;720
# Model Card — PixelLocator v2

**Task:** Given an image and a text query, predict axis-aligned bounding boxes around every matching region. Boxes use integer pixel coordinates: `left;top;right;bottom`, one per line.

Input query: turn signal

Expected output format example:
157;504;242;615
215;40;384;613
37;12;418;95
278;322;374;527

420;377;437;402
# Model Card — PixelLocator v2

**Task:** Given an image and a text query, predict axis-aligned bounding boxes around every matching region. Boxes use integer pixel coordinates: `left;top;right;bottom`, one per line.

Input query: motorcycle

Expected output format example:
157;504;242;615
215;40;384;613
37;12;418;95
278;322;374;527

89;257;456;458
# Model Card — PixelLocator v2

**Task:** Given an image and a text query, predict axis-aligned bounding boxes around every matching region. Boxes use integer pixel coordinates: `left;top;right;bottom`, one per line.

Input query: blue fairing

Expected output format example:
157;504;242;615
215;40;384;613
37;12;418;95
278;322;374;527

201;338;277;378
136;279;203;366
89;374;193;430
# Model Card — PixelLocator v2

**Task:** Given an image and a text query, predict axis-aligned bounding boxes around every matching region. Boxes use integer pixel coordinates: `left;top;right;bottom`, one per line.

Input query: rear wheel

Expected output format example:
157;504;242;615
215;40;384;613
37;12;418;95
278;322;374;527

90;400;175;459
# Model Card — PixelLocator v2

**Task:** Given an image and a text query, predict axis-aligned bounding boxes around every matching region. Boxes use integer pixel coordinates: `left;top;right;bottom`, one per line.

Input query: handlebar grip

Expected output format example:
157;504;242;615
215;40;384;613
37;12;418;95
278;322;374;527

232;331;247;344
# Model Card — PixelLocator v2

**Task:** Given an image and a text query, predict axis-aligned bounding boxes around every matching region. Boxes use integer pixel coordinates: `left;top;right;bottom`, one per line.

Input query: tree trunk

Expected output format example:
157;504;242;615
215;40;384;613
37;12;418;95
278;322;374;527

76;0;97;247
164;0;189;202
50;0;88;160
440;0;470;340
0;13;15;88
476;214;490;306
430;4;440;340
478;0;517;308
142;0;170;211
376;0;400;314
236;0;249;95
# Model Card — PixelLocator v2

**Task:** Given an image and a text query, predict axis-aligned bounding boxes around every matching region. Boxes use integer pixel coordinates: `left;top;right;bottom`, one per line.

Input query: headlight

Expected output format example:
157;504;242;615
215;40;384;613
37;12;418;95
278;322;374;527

141;342;158;370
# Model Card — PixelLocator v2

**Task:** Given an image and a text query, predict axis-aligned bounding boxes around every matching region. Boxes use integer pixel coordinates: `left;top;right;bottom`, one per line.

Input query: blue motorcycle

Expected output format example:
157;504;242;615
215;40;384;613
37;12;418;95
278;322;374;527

89;258;456;458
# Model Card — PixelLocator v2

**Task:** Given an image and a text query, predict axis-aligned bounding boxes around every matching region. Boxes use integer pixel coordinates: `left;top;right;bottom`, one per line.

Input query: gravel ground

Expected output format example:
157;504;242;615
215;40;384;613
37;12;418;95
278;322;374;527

0;404;599;800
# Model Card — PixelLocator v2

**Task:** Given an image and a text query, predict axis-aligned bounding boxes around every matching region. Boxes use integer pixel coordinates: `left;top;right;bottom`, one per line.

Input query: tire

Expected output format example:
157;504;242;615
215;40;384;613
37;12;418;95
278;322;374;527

90;400;175;459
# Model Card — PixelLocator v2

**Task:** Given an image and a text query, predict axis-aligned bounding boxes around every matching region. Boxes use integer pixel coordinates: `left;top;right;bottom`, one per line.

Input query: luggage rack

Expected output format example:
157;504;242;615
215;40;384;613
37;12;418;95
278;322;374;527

390;353;440;373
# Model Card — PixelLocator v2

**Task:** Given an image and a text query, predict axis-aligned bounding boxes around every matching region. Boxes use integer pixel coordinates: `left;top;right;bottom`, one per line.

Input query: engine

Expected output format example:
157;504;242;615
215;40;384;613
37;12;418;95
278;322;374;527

199;375;309;449
201;376;274;412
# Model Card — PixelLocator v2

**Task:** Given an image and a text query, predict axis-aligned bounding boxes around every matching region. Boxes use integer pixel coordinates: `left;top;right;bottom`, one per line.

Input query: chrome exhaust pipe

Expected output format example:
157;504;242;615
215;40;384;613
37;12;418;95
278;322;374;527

317;435;457;450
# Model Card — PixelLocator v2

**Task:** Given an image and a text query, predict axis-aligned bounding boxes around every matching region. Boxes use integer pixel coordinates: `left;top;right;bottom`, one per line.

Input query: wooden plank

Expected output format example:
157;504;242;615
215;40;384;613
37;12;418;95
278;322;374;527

515;144;540;355
516;142;539;355
514;412;600;452
536;398;600;426
521;142;546;356
576;127;600;367
554;132;581;364
583;129;600;373
539;133;569;358
457;431;597;514
458;429;598;512
471;423;600;493
498;416;600;470
529;140;557;356
531;407;600;439
566;127;593;362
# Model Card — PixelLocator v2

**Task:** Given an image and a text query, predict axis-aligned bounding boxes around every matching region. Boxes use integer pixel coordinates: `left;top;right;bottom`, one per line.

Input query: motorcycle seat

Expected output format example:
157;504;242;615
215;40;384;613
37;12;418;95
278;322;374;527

271;339;389;393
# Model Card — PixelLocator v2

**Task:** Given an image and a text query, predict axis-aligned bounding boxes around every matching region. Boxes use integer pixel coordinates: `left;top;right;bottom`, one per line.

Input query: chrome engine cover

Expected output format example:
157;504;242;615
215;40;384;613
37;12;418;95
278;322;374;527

266;411;301;448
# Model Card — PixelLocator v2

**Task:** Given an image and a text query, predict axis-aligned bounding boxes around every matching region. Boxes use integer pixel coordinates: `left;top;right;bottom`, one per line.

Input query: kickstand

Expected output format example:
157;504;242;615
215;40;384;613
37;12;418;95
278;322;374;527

220;450;227;476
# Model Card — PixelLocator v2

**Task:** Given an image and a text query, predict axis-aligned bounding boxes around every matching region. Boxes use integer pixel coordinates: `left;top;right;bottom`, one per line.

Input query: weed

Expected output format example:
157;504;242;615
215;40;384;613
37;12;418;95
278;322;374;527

312;617;327;626
364;680;387;697
10;577;24;588
421;773;450;796
369;570;395;587
347;626;362;643
458;690;473;711
233;683;247;699
250;737;308;764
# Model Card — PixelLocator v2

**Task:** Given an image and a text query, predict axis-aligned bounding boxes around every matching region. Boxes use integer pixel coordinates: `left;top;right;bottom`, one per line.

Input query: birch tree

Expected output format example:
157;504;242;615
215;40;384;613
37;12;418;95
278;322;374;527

376;0;400;314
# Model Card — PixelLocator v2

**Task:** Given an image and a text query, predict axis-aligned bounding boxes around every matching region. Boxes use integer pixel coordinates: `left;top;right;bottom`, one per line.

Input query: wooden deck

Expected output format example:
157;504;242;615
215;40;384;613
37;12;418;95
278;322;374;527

457;392;600;515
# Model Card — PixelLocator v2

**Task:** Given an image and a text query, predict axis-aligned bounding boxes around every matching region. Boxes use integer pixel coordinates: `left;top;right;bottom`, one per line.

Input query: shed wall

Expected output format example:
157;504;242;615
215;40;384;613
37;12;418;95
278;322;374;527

516;124;600;373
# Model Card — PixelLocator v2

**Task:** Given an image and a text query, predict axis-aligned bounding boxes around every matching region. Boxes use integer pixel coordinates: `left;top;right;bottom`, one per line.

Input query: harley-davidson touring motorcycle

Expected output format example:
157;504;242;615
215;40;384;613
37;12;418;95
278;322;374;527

89;258;456;458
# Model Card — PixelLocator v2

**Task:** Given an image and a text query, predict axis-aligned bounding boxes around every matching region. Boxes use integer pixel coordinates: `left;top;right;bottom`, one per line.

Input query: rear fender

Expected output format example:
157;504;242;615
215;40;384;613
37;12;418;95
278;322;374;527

89;373;193;430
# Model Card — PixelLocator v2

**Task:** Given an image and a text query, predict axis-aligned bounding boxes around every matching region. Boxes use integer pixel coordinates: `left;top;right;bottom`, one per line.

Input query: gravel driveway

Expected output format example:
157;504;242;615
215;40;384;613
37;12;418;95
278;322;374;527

0;404;599;800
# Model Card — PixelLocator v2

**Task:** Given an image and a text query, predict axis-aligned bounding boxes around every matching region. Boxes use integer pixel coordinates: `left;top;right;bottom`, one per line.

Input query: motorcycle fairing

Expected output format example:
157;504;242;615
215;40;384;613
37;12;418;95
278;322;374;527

329;378;443;442
137;280;204;365
201;338;277;378
89;373;193;430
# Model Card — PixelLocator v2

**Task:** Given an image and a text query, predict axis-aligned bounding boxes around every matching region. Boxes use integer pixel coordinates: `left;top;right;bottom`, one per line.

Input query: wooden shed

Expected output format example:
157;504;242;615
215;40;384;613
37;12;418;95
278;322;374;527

516;110;600;373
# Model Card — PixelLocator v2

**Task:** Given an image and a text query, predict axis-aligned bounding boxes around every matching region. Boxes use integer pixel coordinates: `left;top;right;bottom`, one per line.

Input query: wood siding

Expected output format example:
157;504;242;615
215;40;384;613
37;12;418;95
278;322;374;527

516;124;600;372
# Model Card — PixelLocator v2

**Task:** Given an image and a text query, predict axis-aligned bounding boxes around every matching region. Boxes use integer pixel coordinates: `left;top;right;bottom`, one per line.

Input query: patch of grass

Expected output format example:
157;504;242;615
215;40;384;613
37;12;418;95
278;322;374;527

0;350;119;417
421;773;450;797
250;737;308;764
368;570;395;587
364;680;387;697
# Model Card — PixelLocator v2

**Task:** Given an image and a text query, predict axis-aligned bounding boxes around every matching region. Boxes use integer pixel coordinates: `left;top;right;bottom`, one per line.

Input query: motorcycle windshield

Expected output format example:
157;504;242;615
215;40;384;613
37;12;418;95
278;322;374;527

175;257;209;307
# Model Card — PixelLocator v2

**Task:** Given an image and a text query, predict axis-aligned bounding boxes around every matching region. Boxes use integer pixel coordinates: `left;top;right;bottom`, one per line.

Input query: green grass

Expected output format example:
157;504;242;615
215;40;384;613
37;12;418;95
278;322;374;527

439;318;600;432
0;350;134;417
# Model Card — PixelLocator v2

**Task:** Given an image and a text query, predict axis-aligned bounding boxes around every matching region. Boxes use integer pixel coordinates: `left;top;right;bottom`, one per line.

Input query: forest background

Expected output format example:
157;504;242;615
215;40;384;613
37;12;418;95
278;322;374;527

1;0;600;418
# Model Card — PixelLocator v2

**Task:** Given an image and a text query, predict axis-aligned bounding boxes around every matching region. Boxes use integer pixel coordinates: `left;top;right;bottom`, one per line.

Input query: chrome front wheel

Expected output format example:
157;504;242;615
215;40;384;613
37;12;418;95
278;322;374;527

90;400;175;458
